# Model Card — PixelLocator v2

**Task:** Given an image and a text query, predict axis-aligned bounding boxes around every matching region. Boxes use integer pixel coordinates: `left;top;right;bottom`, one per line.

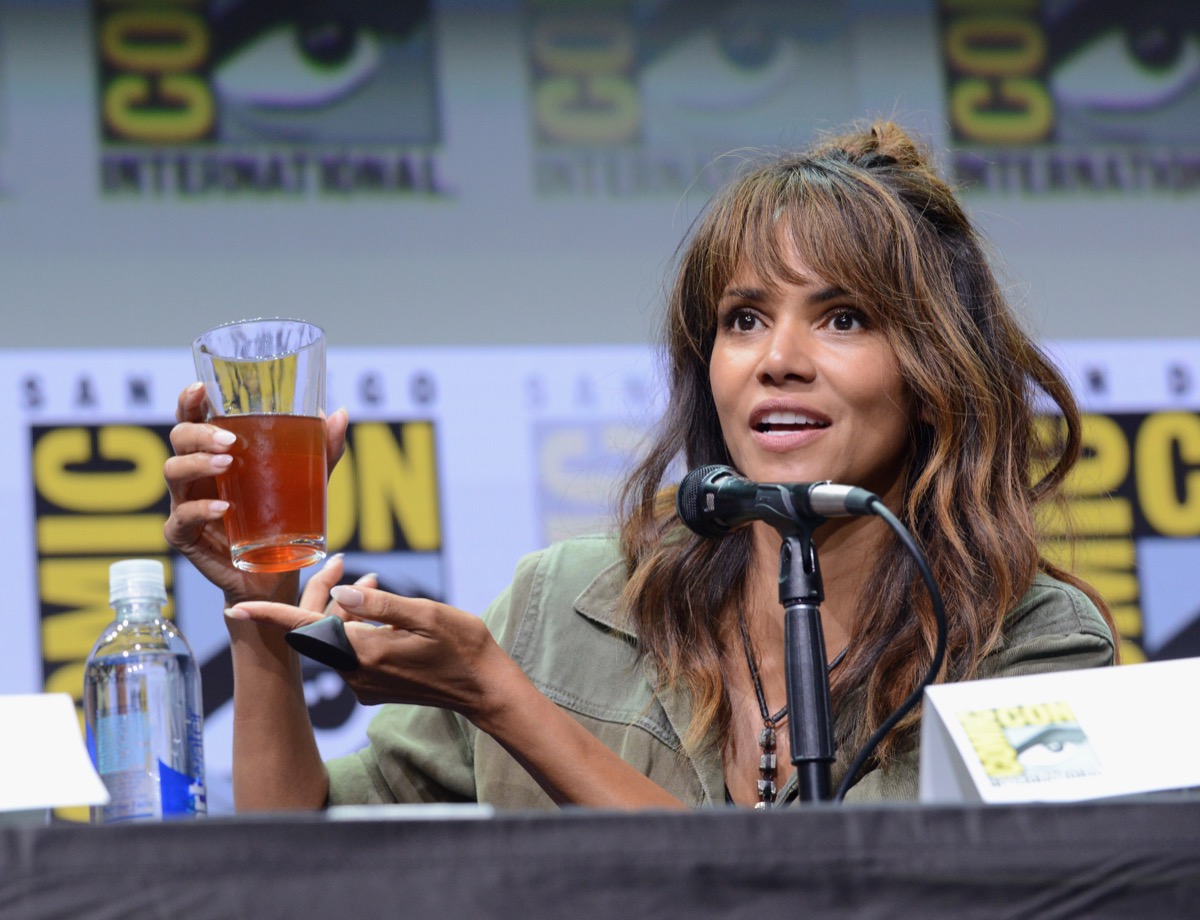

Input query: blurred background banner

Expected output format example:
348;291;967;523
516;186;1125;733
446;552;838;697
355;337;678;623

0;0;1195;352
94;0;445;195
2;341;1198;814
938;0;1200;194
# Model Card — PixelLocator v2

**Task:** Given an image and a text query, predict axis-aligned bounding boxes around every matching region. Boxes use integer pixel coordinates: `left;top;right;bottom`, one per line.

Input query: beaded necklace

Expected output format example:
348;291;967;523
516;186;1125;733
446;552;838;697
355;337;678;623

736;609;847;809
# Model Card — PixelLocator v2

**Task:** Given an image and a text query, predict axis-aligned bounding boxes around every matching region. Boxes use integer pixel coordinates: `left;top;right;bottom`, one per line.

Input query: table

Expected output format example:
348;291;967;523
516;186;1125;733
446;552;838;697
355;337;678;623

3;796;1199;918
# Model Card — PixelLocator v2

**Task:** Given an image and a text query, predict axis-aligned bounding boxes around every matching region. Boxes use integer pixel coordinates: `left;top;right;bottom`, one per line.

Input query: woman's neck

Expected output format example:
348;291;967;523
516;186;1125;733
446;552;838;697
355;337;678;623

744;514;889;657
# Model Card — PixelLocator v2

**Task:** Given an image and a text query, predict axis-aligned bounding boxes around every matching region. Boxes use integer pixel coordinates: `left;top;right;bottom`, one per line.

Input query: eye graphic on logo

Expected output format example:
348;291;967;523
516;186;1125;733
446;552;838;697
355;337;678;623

214;23;382;109
1053;29;1200;112
1014;724;1089;769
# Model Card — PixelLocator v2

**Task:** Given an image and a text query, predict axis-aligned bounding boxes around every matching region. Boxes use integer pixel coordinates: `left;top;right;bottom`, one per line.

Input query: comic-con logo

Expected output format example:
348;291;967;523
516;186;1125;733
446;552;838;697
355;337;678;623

525;0;857;197
1039;410;1200;665
93;1;445;195
939;1;1200;193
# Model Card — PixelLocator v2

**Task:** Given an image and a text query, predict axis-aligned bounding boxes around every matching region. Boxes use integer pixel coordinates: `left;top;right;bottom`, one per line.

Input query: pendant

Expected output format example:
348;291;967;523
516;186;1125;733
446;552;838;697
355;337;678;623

757;725;778;807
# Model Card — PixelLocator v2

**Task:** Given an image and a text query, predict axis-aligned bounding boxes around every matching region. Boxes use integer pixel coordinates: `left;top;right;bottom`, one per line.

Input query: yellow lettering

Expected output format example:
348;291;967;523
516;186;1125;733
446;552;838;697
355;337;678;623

1079;570;1139;604
1038;497;1132;537
38;514;167;554
1136;412;1200;536
1072;414;1130;493
354;423;441;552
946;17;1044;76
104;74;213;143
1118;638;1146;664
1046;701;1076;722
39;558;176;661
34;427;168;512
951;78;1051;144
960;709;1022;777
327;441;357;551
100;10;208;71
536;76;640;144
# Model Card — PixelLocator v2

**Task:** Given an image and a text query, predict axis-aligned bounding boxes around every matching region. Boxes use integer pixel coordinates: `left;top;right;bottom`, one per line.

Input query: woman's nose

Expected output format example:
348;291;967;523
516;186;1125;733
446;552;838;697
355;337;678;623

758;323;816;384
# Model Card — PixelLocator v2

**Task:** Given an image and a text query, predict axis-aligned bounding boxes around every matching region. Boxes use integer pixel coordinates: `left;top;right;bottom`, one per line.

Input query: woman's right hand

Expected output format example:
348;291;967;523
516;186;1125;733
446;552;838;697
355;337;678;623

163;382;349;606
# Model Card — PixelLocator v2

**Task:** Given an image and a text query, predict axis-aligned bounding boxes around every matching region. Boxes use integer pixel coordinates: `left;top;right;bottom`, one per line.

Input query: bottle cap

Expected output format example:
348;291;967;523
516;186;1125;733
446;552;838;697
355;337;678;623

109;559;168;606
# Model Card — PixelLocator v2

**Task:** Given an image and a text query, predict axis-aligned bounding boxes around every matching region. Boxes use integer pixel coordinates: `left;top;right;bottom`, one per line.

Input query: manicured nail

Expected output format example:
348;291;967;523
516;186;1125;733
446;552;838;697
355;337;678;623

209;500;230;514
330;585;364;609
187;381;205;396
211;454;233;469
224;607;249;620
354;572;377;586
212;428;236;445
322;553;345;570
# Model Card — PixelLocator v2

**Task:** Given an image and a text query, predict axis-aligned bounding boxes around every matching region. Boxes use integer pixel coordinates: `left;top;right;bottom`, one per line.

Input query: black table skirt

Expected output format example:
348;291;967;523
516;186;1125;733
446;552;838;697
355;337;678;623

3;796;1199;919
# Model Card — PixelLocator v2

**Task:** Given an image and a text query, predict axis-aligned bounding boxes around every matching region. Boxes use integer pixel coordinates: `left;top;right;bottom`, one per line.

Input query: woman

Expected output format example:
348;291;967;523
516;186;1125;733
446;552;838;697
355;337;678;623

165;121;1117;811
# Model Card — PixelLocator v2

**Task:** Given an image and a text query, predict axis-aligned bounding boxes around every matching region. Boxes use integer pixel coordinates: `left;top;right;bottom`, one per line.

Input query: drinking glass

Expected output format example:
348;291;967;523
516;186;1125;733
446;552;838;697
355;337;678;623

192;318;327;573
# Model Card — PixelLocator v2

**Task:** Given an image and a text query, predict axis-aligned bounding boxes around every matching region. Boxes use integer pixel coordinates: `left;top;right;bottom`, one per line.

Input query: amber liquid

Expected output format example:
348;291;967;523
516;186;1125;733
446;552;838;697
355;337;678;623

211;413;327;572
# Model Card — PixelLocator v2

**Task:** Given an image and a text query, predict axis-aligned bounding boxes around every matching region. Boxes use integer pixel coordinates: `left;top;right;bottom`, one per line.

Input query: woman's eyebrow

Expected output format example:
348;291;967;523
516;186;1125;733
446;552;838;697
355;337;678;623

718;285;767;303
719;283;850;304
810;285;850;304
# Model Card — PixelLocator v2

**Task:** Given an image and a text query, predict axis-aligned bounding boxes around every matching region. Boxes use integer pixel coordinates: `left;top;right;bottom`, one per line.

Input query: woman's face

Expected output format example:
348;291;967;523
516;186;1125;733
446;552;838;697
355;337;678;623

708;241;915;506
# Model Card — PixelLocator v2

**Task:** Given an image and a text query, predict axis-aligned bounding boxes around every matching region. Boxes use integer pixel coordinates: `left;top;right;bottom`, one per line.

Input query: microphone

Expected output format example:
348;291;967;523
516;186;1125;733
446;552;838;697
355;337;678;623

675;464;880;537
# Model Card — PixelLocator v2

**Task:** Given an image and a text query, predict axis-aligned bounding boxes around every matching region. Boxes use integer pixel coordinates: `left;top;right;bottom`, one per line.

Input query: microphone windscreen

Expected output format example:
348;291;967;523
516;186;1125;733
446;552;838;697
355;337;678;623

676;464;735;537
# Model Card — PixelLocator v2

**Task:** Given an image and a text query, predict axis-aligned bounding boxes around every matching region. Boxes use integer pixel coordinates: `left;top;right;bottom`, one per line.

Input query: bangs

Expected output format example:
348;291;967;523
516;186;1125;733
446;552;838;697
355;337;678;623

698;159;913;329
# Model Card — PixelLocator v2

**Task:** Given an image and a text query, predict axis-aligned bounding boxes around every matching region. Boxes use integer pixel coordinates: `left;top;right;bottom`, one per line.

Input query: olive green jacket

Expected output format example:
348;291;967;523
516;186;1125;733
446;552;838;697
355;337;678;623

326;534;1116;809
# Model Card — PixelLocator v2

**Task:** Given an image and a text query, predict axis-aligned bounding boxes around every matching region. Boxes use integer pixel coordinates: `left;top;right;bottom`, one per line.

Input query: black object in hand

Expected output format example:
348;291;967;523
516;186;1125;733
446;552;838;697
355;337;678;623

286;615;360;671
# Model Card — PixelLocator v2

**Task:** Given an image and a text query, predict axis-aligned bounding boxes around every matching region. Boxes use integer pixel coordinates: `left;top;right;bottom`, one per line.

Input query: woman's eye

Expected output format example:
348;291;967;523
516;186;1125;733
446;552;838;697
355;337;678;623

829;309;866;332
722;309;760;332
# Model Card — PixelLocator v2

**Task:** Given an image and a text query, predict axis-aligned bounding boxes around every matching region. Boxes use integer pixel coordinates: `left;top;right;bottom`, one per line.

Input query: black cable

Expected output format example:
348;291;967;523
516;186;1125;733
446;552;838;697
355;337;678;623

832;498;948;803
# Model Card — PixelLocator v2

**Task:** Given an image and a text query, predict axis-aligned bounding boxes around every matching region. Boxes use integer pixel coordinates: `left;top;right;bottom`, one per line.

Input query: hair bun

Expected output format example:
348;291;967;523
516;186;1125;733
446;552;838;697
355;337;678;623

815;120;929;172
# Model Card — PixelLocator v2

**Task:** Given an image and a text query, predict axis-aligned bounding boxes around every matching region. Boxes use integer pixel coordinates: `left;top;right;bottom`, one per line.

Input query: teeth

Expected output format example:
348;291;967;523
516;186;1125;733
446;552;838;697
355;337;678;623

760;411;826;426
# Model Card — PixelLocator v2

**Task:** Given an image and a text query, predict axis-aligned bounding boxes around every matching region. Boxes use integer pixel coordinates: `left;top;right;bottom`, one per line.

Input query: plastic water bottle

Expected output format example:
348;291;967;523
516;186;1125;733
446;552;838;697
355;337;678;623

84;559;207;823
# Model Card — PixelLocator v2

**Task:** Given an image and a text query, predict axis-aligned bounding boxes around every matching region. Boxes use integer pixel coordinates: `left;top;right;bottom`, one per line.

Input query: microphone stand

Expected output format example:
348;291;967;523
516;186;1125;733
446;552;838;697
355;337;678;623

778;526;835;803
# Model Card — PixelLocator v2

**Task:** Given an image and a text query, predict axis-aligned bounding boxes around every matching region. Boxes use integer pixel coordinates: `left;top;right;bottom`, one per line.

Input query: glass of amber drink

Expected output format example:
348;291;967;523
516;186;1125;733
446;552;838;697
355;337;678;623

192;318;327;573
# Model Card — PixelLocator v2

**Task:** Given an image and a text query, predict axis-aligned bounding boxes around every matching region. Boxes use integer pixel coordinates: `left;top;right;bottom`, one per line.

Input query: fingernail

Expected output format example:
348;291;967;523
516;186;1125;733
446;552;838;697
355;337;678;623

212;428;236;445
330;585;364;608
224;607;249;620
187;381;205;396
210;500;229;514
354;572;377;586
211;454;233;469
322;553;345;570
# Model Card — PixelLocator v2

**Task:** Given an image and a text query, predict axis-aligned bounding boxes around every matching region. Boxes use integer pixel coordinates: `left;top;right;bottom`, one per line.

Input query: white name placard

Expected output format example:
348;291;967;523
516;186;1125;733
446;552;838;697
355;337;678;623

0;693;109;821
920;658;1200;804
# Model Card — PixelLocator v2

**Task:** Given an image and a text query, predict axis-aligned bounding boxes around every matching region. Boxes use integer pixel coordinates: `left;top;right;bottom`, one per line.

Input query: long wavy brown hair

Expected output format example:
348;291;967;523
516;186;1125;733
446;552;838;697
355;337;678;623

617;121;1116;769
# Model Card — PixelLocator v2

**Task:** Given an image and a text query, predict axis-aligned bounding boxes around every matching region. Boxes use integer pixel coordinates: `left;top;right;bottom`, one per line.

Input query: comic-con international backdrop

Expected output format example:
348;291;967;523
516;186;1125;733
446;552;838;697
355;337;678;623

0;1;1197;350
0;3;1197;816
2;341;1199;816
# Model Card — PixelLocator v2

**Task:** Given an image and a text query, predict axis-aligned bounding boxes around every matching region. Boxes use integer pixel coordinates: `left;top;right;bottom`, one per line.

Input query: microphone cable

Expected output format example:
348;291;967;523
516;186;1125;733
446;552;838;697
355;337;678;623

829;497;947;802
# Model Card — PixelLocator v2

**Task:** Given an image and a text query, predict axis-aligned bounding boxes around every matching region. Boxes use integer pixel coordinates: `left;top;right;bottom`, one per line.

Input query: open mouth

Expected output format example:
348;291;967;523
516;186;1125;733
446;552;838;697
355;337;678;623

754;411;831;434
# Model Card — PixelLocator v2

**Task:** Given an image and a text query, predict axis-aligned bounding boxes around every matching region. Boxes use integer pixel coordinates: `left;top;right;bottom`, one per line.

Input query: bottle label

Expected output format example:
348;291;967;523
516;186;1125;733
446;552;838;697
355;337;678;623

96;710;151;774
95;711;159;821
94;710;207;821
159;760;204;817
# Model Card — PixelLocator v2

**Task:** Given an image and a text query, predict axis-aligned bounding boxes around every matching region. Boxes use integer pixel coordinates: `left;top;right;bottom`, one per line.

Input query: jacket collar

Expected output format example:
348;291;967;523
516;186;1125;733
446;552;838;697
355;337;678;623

572;558;636;639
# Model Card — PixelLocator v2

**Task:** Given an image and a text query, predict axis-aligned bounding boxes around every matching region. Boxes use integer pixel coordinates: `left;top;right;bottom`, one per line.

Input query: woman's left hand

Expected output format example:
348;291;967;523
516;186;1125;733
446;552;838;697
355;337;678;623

226;560;510;718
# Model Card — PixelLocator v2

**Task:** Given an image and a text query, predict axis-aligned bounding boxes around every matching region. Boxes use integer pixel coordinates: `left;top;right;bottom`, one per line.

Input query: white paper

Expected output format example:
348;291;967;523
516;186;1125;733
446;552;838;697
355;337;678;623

920;658;1200;804
0;693;110;812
